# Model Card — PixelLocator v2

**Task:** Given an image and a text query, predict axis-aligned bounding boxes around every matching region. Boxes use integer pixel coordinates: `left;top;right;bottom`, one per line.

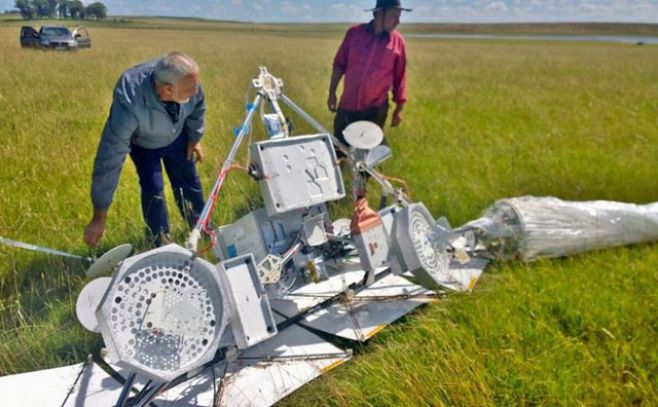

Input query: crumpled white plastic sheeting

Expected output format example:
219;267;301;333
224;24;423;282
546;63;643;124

458;196;658;261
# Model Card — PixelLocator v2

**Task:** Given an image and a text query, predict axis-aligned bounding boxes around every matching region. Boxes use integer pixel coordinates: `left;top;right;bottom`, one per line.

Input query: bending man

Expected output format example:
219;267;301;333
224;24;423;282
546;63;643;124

84;51;206;247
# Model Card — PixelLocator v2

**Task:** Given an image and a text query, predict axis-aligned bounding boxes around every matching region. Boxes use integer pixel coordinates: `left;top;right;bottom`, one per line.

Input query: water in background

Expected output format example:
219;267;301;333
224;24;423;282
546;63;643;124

406;33;658;44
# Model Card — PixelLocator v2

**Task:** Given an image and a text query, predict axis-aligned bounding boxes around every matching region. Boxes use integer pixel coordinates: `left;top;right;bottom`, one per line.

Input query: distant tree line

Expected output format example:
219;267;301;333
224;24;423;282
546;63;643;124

14;0;107;20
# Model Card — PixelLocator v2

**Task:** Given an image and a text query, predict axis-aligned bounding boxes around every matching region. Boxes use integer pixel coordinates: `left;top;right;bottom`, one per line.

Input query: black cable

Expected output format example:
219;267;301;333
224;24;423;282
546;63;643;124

211;364;217;407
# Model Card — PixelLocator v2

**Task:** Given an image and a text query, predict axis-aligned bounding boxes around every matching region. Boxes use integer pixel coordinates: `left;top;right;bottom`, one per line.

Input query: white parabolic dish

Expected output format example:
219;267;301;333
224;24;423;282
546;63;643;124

342;121;384;149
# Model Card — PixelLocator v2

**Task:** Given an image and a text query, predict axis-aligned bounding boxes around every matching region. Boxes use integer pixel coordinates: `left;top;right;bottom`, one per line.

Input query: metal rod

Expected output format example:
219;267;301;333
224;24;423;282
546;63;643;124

280;93;350;155
0;236;94;263
280;93;330;133
115;372;136;407
134;382;167;407
187;94;263;251
127;379;153;406
90;352;160;407
59;356;92;407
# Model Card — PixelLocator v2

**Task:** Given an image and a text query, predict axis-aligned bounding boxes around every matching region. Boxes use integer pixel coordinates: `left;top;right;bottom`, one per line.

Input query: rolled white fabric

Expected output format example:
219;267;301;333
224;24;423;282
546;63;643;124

459;196;658;261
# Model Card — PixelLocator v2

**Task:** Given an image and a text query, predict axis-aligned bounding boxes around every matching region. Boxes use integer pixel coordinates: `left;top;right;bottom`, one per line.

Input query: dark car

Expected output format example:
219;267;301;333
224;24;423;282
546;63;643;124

20;25;92;50
20;26;40;48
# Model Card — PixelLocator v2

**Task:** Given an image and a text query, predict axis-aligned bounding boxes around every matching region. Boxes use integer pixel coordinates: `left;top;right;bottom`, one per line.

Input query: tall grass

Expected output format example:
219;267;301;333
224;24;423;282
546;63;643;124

0;20;656;405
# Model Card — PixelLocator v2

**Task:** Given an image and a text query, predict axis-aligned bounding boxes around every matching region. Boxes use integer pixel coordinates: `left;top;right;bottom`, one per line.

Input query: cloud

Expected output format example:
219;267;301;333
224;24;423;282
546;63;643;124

486;2;509;13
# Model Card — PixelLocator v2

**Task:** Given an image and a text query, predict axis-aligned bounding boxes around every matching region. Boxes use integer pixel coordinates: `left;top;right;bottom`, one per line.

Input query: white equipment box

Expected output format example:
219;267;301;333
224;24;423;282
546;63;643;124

218;254;278;349
215;208;303;262
250;134;345;216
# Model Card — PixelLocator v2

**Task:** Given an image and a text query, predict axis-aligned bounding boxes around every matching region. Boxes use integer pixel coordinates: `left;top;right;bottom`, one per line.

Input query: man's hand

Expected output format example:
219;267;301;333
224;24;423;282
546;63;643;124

327;93;338;113
187;142;204;163
327;67;343;113
391;105;404;127
84;211;107;247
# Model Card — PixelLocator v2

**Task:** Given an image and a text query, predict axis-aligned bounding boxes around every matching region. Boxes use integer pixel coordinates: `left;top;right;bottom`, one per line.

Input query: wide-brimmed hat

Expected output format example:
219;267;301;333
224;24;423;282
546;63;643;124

367;0;412;12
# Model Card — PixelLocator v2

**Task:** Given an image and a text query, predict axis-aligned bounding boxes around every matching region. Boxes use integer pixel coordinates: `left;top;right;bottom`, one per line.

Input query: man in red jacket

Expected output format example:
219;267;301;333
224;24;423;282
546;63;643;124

327;0;410;152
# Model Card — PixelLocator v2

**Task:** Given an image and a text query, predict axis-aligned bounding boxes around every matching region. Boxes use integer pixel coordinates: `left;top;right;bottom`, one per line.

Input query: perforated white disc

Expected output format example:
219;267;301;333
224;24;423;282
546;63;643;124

409;210;450;281
393;203;452;288
343;121;383;149
86;244;133;278
97;245;228;382
76;277;111;333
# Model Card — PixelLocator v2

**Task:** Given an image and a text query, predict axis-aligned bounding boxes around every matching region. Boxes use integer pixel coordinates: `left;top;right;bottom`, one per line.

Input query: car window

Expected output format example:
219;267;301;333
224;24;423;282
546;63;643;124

41;27;71;37
22;27;38;37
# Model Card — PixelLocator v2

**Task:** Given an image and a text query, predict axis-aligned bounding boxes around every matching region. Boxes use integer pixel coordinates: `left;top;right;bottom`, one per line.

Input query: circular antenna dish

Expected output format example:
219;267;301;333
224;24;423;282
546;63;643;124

76;277;111;333
342;121;383;149
86;244;133;278
96;245;229;382
409;209;450;279
394;203;451;288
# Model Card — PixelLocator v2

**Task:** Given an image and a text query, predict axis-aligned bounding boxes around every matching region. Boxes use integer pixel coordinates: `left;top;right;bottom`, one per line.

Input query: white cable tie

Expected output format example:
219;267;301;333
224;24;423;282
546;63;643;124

186;229;202;253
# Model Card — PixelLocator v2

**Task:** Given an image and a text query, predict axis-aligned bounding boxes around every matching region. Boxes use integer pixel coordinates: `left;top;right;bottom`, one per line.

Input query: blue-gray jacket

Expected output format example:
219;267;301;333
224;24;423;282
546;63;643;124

91;59;206;211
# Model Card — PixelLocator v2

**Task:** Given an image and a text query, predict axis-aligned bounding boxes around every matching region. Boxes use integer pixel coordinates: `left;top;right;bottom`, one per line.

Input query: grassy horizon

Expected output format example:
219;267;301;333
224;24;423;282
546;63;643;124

0;17;656;406
3;14;658;36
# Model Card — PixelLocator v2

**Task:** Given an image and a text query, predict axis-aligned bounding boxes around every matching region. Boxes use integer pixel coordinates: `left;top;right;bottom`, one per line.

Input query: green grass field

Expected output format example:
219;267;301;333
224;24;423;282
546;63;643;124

0;17;656;405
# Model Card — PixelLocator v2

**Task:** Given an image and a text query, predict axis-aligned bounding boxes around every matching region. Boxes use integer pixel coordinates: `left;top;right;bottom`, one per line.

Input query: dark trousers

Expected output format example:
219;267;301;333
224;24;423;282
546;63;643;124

130;134;205;242
333;102;389;156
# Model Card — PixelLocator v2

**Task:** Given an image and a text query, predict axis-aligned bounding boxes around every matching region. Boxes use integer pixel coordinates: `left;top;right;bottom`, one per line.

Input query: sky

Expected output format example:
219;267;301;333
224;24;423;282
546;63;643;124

4;0;658;23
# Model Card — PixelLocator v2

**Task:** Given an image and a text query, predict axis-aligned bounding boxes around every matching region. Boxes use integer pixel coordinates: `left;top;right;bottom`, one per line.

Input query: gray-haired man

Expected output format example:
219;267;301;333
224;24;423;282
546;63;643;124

84;51;207;247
